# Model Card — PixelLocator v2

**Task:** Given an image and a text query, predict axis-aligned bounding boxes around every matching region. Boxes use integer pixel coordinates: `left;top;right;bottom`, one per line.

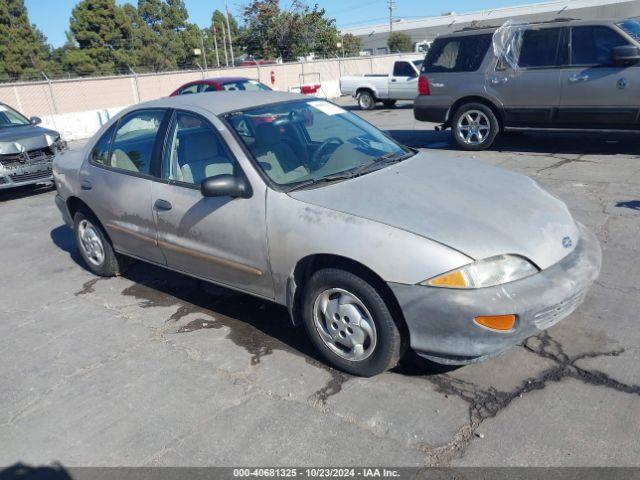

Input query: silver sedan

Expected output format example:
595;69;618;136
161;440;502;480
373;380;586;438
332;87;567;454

53;92;601;376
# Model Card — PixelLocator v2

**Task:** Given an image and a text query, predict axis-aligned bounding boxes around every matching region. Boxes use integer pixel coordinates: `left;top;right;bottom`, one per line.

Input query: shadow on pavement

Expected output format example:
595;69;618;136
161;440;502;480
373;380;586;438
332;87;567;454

50;225;87;270
388;129;640;155
0;463;73;480
0;183;55;203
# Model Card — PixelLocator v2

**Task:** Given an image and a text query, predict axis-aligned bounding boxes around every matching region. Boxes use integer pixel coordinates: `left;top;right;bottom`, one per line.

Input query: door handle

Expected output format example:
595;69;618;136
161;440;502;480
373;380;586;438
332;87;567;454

490;76;509;85
569;74;590;83
80;180;92;191
391;79;397;83
154;199;172;212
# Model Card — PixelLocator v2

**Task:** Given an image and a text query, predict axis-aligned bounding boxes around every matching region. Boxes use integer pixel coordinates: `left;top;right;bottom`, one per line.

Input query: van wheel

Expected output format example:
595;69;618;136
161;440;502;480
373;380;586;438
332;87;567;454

382;100;397;108
452;103;499;151
301;268;403;377
357;91;376;110
73;209;121;277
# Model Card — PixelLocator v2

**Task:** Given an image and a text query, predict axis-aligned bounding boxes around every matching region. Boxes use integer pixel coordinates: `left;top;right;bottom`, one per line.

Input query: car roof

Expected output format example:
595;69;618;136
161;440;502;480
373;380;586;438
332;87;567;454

129;91;309;116
195;76;259;84
438;18;628;38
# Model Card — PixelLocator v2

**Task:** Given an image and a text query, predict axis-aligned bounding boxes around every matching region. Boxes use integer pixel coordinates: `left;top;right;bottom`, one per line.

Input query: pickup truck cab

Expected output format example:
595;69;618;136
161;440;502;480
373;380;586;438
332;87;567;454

340;59;423;110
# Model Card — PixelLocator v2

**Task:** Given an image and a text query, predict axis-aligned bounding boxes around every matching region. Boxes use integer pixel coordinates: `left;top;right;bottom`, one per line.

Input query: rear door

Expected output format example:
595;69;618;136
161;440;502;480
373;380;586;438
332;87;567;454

151;109;273;298
389;61;420;100
558;24;640;128
488;27;565;127
78;109;169;264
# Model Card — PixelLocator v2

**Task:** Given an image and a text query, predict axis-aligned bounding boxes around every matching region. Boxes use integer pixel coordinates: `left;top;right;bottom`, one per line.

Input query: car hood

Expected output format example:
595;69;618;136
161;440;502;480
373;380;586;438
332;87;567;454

290;152;579;270
0;125;61;154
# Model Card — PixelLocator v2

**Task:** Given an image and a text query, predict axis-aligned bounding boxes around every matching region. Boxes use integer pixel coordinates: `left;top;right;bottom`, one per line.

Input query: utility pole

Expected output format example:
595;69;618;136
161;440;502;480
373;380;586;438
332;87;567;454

388;0;396;34
221;22;229;67
224;0;235;66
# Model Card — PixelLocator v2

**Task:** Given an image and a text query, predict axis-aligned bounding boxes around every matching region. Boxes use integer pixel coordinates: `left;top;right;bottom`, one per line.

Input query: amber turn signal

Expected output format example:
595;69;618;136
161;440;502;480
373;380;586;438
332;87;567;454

474;314;516;331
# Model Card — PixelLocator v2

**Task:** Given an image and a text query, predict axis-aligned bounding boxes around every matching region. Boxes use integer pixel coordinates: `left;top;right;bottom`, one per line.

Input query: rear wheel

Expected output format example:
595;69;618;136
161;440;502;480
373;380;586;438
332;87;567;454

451;103;499;151
382;100;397;108
73;209;121;277
301;268;403;377
357;91;376;110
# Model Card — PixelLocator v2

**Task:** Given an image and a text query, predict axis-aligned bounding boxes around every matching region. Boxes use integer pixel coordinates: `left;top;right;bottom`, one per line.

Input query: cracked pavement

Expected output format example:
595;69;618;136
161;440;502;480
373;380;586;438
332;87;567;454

1;100;639;467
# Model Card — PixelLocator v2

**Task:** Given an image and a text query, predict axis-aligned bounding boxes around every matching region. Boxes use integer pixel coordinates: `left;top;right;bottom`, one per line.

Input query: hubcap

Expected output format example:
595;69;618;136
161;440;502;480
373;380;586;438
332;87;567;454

78;219;105;266
359;95;373;109
312;288;377;362
457;110;491;145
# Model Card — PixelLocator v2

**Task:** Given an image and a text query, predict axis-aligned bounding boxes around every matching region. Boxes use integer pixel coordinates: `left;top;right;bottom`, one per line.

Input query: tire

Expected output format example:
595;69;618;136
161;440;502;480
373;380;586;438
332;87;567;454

382;100;397;108
73;209;121;277
451;102;499;151
357;91;376;111
301;268;403;377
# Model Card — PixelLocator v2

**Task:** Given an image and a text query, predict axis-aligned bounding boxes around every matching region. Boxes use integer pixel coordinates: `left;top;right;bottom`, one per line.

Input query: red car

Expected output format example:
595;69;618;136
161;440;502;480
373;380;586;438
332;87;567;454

170;76;272;96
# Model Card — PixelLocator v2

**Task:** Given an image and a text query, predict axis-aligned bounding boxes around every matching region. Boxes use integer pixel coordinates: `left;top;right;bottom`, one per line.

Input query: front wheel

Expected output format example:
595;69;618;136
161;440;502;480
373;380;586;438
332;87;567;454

74;209;121;277
301;269;404;377
451;103;499;151
357;91;376;110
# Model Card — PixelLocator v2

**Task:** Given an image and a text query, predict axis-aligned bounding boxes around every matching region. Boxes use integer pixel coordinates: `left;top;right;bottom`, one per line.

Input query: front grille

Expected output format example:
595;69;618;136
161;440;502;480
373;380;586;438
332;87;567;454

0;147;55;168
533;289;587;330
9;168;52;183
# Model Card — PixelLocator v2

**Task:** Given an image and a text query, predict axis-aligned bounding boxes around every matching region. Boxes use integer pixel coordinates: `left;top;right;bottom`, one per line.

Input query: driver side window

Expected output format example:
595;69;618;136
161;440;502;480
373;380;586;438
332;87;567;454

163;112;237;185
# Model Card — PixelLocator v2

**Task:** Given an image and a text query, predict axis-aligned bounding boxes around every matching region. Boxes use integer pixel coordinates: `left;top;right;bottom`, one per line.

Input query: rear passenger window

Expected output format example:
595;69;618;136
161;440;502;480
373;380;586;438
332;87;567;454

571;26;628;66
110;110;165;175
180;84;200;95
518;28;561;68
423;34;492;73
393;61;416;77
91;125;116;166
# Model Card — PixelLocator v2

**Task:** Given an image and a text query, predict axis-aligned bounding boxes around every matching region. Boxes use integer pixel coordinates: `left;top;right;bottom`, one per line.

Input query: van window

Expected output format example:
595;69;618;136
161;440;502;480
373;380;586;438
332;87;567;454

423;34;492;73
518;28;561;68
571;26;629;66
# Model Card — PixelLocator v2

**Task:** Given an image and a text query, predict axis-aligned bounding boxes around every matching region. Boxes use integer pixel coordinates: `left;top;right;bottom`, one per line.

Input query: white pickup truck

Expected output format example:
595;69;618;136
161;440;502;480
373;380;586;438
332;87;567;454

339;58;423;110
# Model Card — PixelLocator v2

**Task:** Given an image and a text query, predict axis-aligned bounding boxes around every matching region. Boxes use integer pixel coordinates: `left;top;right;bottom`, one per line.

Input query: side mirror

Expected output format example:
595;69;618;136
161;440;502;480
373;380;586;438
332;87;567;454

30;116;42;125
612;45;640;66
201;174;251;199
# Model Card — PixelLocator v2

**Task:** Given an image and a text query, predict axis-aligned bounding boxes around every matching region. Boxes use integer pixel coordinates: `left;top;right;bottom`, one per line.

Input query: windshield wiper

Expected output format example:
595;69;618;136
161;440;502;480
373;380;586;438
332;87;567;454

287;172;354;193
350;150;415;178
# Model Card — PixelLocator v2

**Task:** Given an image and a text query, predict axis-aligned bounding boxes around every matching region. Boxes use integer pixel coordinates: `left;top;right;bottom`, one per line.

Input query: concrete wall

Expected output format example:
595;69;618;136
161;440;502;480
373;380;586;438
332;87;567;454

0;54;420;141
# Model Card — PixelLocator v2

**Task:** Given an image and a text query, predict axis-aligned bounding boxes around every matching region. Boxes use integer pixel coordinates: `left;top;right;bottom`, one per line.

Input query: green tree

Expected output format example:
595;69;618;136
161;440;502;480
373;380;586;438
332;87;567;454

68;0;135;76
241;0;340;62
340;33;363;57
387;32;412;53
0;0;53;81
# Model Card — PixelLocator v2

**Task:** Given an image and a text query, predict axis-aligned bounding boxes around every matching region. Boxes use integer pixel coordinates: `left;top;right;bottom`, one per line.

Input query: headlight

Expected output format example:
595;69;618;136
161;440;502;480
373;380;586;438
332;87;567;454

423;255;539;289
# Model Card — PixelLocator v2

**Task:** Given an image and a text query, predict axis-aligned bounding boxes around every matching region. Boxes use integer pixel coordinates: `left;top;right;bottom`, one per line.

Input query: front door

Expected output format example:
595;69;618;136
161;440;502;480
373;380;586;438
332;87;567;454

558;25;640;128
151;110;273;298
79;109;168;264
390;61;420;100
488;27;565;127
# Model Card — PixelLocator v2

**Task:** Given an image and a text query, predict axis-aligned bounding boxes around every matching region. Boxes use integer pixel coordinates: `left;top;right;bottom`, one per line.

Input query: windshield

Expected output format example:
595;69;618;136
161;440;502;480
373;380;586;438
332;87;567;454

0;104;30;128
225;100;412;188
617;20;640;41
220;80;271;92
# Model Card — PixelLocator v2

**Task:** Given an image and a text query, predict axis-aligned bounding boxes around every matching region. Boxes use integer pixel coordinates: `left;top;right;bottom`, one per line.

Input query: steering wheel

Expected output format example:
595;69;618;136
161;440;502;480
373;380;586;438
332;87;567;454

310;137;344;170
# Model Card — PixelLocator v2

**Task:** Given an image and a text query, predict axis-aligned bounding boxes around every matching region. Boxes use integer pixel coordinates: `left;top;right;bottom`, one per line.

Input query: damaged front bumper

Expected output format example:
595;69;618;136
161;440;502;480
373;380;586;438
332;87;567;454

388;223;602;365
0;141;67;190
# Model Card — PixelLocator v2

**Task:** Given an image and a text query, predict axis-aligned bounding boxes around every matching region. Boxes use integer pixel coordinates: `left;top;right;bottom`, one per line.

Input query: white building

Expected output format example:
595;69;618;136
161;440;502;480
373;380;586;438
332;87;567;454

342;0;640;55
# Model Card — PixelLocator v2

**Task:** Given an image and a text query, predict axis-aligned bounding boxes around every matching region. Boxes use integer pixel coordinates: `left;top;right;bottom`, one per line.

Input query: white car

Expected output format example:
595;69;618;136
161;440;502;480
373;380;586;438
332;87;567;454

340;59;423;110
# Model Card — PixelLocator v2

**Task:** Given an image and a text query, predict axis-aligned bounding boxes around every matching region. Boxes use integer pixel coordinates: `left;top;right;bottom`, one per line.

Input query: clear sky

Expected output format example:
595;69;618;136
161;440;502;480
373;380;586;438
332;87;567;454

25;0;541;47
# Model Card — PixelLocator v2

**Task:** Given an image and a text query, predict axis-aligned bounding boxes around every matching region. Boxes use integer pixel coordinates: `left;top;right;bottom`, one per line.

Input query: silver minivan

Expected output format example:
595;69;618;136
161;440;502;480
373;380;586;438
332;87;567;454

54;92;600;376
414;19;640;150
